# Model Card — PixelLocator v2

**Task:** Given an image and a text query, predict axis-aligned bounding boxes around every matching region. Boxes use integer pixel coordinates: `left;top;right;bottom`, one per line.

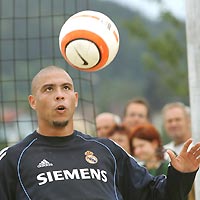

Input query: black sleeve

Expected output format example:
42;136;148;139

112;143;196;200
0;148;17;200
165;165;196;200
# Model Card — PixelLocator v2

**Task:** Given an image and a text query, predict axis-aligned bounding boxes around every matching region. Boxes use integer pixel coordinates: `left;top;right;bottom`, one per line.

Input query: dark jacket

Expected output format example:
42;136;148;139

0;130;196;200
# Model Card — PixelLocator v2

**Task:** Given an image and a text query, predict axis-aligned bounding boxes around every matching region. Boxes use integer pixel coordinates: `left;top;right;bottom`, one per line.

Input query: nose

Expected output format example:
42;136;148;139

55;90;65;101
169;120;177;126
56;96;64;100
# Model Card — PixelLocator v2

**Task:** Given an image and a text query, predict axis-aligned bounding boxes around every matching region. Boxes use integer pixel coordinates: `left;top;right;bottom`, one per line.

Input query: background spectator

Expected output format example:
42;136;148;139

130;123;168;176
95;112;121;138
162;102;194;200
162;102;191;154
123;97;150;135
108;125;131;154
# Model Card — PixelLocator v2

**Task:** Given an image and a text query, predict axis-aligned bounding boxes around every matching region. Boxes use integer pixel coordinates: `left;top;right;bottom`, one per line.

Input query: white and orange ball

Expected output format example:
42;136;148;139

59;10;120;72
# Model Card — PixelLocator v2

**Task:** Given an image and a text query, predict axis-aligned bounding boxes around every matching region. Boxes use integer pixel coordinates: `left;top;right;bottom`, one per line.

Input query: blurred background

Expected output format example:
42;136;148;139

0;0;188;148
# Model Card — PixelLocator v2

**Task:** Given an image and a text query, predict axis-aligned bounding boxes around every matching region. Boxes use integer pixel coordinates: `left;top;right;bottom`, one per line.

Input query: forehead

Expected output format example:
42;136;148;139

42;69;71;81
127;103;147;113
164;107;185;119
33;69;73;90
31;68;74;94
96;115;114;124
96;120;114;127
132;137;151;145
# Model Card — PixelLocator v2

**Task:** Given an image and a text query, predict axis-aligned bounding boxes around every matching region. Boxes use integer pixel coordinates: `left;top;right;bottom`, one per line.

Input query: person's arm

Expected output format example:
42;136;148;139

164;139;200;200
111;139;199;200
165;165;196;200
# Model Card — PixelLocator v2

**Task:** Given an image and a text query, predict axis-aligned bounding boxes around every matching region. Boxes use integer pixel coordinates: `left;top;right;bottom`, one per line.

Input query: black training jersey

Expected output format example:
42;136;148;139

0;130;196;200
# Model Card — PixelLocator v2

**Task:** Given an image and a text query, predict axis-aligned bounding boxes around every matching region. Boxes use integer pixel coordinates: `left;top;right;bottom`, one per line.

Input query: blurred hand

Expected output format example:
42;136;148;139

167;139;200;173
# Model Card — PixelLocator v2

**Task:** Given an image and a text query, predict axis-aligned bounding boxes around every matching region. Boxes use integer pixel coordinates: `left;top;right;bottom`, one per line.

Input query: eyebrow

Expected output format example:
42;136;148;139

41;82;73;90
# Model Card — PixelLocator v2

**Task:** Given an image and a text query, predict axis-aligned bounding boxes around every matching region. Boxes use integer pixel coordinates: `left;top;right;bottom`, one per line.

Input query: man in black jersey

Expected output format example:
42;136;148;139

0;65;200;200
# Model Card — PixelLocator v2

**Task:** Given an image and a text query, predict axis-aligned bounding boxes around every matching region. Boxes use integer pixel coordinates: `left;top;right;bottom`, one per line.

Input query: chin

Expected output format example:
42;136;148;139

52;120;69;128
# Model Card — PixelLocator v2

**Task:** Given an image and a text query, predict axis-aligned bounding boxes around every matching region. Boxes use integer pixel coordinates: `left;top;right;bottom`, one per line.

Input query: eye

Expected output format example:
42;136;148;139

64;85;71;90
46;87;53;92
138;114;145;118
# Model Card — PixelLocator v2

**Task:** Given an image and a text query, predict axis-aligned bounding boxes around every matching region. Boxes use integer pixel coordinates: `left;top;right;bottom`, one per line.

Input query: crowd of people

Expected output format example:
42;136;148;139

0;66;199;200
95;98;196;200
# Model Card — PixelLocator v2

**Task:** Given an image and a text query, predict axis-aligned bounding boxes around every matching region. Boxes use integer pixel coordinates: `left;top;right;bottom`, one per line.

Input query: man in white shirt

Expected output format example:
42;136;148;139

162;102;195;200
162;102;191;154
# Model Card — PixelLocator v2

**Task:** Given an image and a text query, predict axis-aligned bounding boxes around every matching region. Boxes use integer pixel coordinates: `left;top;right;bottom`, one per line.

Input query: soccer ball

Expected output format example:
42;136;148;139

59;10;120;72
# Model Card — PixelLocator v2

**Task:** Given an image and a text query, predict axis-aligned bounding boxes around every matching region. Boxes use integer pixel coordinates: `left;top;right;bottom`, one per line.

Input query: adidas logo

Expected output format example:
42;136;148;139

37;159;53;168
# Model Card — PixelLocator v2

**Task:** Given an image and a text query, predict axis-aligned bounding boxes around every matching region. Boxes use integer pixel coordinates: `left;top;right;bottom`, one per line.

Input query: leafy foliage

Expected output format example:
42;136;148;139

123;9;189;109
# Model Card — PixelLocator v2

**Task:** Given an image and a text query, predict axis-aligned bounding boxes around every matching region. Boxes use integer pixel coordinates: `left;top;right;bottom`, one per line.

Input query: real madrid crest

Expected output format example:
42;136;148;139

85;151;98;164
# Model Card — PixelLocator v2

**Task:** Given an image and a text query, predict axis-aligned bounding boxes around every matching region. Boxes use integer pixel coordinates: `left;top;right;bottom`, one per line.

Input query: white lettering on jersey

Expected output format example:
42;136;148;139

90;168;101;180
89;168;107;182
80;168;90;179
46;171;53;182
53;171;65;181
37;173;48;186
63;169;80;179
37;168;108;185
101;170;108;182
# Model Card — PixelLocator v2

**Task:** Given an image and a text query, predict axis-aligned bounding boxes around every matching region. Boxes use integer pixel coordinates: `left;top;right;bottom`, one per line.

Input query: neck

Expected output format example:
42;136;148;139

145;157;160;170
174;133;191;146
37;122;74;137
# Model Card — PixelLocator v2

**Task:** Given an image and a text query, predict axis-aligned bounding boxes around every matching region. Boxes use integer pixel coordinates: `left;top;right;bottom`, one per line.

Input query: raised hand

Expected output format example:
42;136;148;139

167;139;200;173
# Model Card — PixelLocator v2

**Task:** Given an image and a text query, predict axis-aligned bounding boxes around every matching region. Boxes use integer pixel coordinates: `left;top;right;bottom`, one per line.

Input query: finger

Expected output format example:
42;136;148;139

193;145;200;157
167;149;176;162
180;138;193;153
197;156;200;163
189;142;200;154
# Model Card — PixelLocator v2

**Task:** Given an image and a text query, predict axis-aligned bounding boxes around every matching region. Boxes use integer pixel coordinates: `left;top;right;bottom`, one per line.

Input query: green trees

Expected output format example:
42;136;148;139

123;6;189;110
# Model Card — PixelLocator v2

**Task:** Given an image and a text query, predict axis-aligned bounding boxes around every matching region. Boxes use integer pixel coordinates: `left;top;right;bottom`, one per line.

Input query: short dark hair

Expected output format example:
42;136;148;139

123;97;150;119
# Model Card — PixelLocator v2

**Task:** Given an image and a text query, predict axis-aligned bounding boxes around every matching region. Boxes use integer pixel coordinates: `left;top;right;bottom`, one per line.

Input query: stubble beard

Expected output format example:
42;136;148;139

52;120;69;128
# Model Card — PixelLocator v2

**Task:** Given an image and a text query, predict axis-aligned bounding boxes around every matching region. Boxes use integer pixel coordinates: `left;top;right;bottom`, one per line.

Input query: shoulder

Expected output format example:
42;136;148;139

75;130;118;146
164;141;174;148
0;131;37;162
75;130;126;159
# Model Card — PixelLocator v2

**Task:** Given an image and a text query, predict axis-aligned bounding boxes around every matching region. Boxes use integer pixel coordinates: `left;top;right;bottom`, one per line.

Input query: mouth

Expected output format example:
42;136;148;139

56;105;66;111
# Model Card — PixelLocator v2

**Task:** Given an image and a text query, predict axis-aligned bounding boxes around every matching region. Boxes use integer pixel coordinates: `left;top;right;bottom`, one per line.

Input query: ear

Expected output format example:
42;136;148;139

28;95;36;110
74;92;78;108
